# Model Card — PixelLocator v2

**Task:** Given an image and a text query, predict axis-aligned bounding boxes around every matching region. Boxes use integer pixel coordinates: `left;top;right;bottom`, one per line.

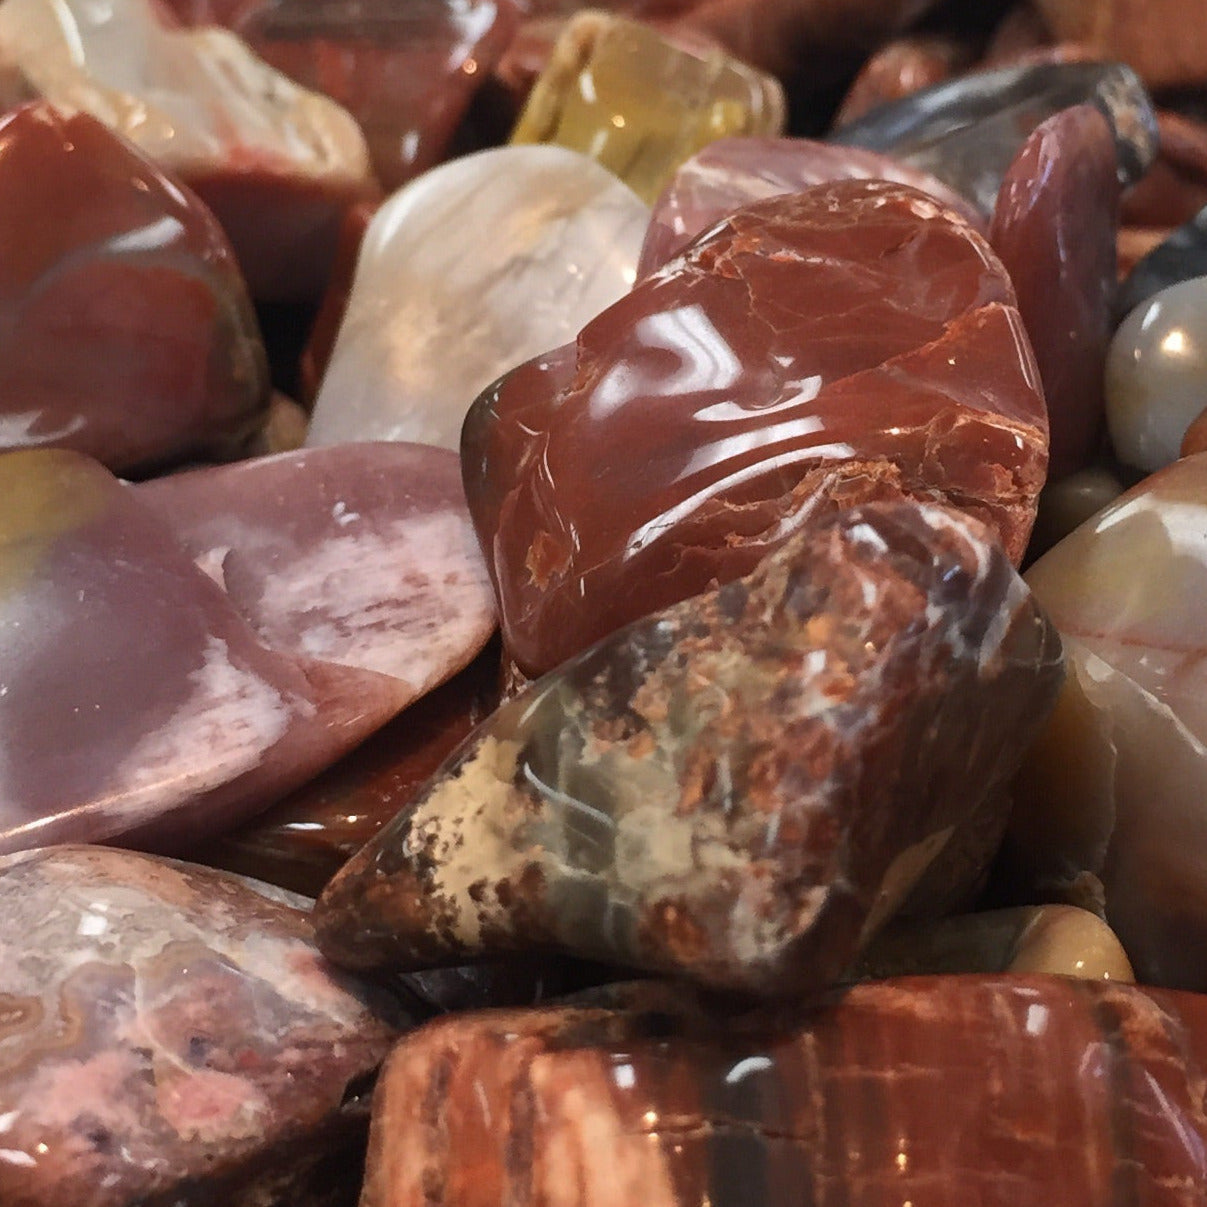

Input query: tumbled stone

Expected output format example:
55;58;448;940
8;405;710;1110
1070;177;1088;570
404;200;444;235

833;32;972;126
136;443;496;697
237;0;518;191
1015;452;1207;989
0;448;410;856
0;845;406;1207
0;0;377;300
830;60;1158;216
1117;203;1207;321
1105;276;1207;473
637;133;983;275
359;976;1207;1207
315;500;1063;996
510;12;785;203
1120;110;1207;234
306;146;648;451
464;179;1048;676
1028;464;1124;559
990;105;1119;481
0;103;269;475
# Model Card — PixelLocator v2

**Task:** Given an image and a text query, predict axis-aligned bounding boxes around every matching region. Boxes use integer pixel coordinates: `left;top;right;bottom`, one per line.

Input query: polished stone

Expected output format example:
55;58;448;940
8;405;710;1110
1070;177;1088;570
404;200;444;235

1120;110;1207;234
314;500;1062;996
0;845;406;1207
1017;452;1207;989
1028;465;1124;559
1117;203;1207;321
0;448;410;856
638;133;984;275
1106;276;1207;473
510;12;785;203
0;0;377;300
990;105;1119;480
360;976;1207;1207
136;443;496;697
306;146;648;451
0;104;269;476
464;179;1048;677
830;60;1158;216
833;32;972;126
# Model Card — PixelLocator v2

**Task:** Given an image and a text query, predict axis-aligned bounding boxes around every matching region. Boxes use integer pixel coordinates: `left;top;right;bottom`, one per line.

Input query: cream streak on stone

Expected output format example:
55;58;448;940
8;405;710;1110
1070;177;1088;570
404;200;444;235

307;145;649;451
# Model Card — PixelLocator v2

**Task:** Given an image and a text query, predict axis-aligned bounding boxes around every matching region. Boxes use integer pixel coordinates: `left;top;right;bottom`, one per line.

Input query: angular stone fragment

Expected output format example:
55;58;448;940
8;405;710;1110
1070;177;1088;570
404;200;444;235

306;146;648;451
1117;203;1207;321
360;975;1207;1207
0;0;377;300
0;103;269;475
135;443;496;696
315;500;1063;996
510;12;785;203
0;846;407;1207
0;448;410;856
830;60;1158;216
637;134;984;275
464;179;1048;676
990;105;1119;481
1015;452;1207;989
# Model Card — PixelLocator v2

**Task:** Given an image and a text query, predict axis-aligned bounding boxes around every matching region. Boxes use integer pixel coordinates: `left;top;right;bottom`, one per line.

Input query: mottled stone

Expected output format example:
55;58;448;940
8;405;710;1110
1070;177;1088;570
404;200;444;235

510;12;785;203
1106;276;1207;473
306;146;648;451
0;0;377;300
831;60;1158;217
464;179;1048;677
1117;204;1207;322
1016;452;1207;989
136;443;496;696
990;105;1119;480
638;134;984;276
360;976;1207;1207
833;32;972;126
0;448;410;856
237;0;519;191
0;845;406;1207
0;103;268;475
315;500;1062;996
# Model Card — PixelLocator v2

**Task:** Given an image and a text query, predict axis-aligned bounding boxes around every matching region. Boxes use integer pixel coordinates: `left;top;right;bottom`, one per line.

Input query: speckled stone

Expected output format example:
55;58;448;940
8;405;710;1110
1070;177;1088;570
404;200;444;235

315;500;1063;997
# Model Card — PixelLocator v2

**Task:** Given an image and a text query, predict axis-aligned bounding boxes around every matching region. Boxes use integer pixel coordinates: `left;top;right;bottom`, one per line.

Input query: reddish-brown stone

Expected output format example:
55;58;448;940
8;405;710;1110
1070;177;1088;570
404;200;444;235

833;32;973;126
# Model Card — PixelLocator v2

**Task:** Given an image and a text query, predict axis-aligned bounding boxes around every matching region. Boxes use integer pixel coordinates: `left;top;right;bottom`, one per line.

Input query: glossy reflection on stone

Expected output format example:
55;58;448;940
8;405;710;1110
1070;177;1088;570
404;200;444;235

990;105;1119;481
464;179;1048;677
307;146;648;451
315;501;1063;996
360;976;1207;1207
0;103;269;475
830;60;1158;217
0;846;407;1207
0;448;411;856
1016;452;1207;989
833;32;972;126
510;11;785;203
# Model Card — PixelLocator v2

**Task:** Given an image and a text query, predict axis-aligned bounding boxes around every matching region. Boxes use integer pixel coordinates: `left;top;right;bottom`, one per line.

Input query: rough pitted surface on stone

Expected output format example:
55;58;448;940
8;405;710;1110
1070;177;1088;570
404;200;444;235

315;500;1063;996
0;846;407;1207
463;178;1047;676
359;976;1207;1207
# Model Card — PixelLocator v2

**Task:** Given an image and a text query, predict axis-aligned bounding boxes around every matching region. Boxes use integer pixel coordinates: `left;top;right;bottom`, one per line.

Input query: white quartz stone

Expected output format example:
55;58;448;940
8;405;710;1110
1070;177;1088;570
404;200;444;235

306;145;649;451
0;0;371;186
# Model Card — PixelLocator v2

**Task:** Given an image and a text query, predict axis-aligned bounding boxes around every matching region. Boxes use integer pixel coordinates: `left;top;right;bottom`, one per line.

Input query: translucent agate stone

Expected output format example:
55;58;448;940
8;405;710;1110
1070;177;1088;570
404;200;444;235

1016;452;1207;989
1106;276;1207;473
830;60;1158;216
0;103;269;475
306;146;648;451
360;977;1207;1207
0;449;410;856
989;105;1119;480
0;846;406;1207
509;11;785;203
464;179;1048;677
314;500;1063;997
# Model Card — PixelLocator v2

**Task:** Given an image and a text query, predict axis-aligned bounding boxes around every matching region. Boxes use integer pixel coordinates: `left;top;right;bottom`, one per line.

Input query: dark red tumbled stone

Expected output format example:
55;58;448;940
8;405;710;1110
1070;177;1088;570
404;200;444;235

463;178;1048;677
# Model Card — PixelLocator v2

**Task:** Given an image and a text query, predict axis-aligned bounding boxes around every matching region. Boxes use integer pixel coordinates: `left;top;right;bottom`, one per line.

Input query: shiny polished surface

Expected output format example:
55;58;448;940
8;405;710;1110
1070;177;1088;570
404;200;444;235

361;976;1207;1207
316;501;1062;995
307;145;648;451
464;179;1047;676
0;103;269;475
0;846;405;1207
833;31;971;124
510;11;785;203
